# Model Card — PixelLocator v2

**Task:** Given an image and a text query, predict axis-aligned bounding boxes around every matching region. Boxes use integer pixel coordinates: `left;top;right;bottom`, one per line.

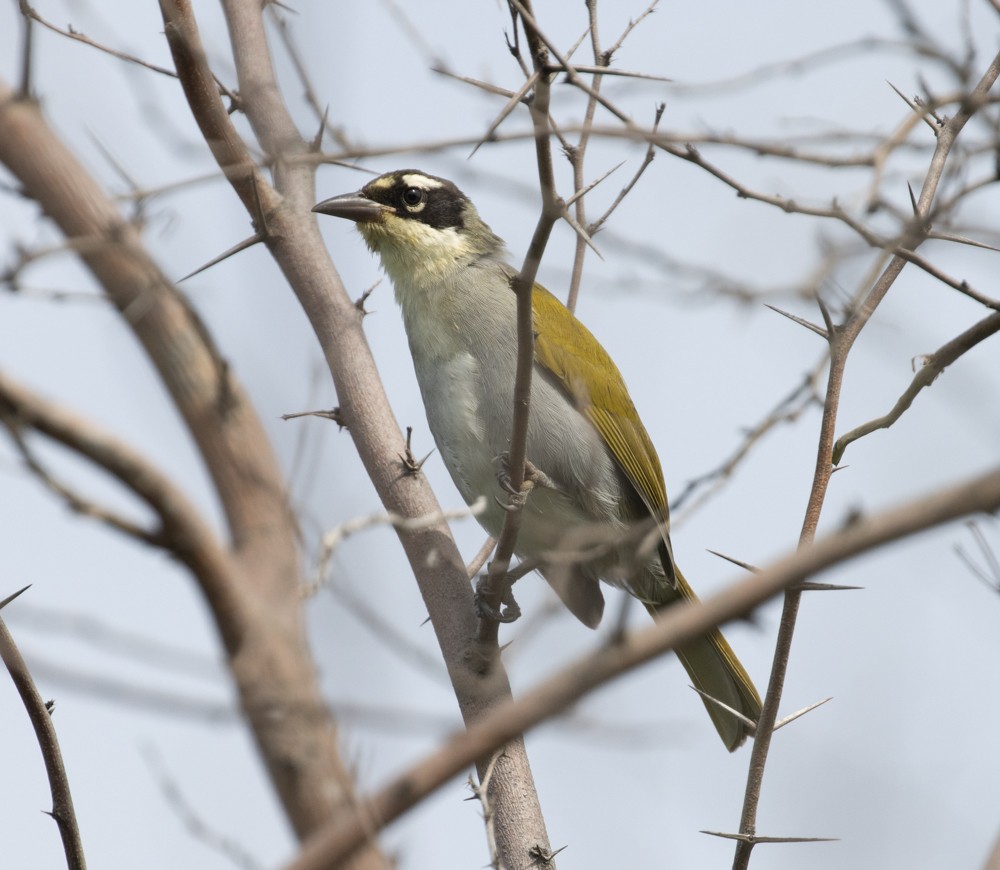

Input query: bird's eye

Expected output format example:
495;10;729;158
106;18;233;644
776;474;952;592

401;187;425;209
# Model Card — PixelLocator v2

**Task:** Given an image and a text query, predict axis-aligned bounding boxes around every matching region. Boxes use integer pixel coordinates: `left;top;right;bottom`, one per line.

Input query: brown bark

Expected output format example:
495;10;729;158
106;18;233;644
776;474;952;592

0;79;386;869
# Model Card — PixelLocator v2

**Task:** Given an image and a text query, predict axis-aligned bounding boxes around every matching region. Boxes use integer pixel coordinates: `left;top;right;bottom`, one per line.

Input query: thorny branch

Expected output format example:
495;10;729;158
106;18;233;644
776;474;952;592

161;0;553;865
0;588;87;870
833;310;1000;463
732;48;1000;869
475;0;561;642
283;462;1000;870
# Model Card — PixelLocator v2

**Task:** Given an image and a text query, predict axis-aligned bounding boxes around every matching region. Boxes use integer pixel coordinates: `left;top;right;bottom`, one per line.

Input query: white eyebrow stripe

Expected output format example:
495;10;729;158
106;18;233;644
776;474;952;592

400;173;443;190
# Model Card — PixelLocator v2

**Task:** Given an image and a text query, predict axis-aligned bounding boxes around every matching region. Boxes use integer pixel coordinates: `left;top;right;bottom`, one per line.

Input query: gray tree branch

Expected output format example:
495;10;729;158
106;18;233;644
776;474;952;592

160;1;552;866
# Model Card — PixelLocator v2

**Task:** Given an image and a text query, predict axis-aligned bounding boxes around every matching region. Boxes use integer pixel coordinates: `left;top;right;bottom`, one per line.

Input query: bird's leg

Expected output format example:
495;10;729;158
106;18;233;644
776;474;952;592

495;452;559;509
473;557;539;623
473;575;522;623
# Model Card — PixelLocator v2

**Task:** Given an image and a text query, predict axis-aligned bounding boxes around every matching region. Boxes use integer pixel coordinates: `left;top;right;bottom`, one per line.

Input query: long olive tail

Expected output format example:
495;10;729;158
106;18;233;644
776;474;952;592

649;566;761;752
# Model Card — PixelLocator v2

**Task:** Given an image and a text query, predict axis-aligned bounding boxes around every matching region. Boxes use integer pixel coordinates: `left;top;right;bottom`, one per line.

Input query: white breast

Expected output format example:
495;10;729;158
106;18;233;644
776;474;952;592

395;257;626;553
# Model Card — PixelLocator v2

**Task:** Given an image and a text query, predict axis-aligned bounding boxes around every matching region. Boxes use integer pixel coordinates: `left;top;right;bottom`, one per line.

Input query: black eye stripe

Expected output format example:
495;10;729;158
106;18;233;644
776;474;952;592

361;173;469;230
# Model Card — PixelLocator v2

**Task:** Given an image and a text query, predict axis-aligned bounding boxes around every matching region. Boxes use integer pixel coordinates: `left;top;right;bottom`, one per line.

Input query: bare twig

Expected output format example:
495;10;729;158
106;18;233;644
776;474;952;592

0;369;242;611
2;418;160;545
563;0;605;311
17;0;238;102
588;104;664;238
894;247;1000;310
733;49;1000;869
309;498;488;595
7;603;220;681
672;370;823;517
467;536;498;579
143;746;263;870
833;310;1000;463
265;5;351;150
954;520;1000;594
476;0;561;642
0;588;87;870
468;751;503;870
468;70;540;159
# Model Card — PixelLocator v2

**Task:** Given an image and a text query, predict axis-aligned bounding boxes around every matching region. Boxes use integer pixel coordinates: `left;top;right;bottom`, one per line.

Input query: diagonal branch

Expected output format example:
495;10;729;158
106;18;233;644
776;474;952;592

0;369;243;608
833;310;1000;463
0;589;87;870
283;462;1000;870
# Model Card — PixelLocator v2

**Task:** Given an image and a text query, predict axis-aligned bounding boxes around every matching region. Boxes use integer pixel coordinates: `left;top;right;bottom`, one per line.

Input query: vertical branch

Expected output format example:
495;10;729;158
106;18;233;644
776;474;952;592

162;1;555;866
564;0;605;312
732;49;1000;869
476;0;561;644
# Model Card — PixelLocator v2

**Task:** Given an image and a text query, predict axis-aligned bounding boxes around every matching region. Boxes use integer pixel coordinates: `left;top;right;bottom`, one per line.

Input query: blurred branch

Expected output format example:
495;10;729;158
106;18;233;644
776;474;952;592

17;0;238;102
0;588;87;870
955;519;1000;595
672;368;824;518
0;369;242;605
313;125;934;167
284;462;1000;870
0;24;364;856
3;418;160;545
310;497;487;595
667;36;917;94
265;5;352;151
8;603;220;681
143;745;264;870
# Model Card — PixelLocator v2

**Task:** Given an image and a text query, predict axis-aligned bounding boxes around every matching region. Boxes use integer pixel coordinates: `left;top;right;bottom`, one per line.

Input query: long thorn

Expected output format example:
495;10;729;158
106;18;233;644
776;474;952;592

701;830;838;844
564;161;625;207
0;585;31;611
926;230;1000;252
706;549;759;573
690;686;758;729
178;234;263;282
773;696;833;730
561;209;603;259
789;581;863;591
765;304;829;339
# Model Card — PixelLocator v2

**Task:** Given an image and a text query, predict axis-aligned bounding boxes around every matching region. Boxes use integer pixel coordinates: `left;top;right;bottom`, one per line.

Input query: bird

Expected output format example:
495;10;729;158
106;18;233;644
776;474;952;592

313;169;761;750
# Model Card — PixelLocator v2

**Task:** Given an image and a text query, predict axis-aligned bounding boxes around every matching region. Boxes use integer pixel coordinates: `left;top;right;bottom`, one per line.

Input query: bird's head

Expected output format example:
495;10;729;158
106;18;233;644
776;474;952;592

313;170;504;288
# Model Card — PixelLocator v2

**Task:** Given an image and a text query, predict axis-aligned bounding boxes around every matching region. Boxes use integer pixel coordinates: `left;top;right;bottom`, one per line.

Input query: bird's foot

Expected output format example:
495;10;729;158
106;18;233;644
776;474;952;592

474;574;522;623
496;453;558;509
